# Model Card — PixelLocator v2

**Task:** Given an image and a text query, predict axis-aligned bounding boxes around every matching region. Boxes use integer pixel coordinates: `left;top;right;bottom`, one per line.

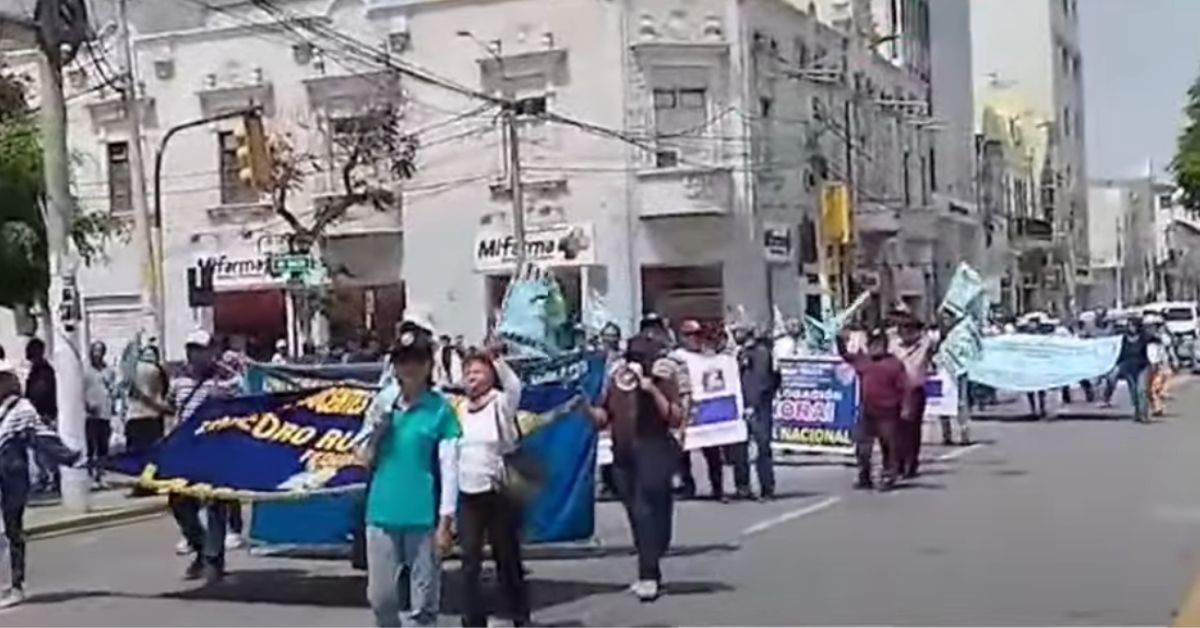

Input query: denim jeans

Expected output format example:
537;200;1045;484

747;403;775;496
169;495;227;568
1118;367;1150;422
611;437;677;582
365;526;440;627
0;470;29;587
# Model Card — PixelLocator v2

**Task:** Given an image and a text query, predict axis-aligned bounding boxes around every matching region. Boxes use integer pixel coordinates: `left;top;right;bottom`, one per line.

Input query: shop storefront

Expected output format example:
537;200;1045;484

474;223;595;329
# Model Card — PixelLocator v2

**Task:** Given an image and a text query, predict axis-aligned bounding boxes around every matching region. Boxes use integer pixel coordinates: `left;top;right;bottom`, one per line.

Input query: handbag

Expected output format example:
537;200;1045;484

491;401;542;503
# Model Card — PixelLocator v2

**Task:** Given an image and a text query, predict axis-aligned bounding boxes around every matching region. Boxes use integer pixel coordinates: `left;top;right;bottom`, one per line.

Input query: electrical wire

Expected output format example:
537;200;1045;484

246;0;498;104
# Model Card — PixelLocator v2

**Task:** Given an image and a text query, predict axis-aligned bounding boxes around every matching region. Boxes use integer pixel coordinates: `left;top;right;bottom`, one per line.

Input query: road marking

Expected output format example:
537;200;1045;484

740;496;842;537
934;443;985;462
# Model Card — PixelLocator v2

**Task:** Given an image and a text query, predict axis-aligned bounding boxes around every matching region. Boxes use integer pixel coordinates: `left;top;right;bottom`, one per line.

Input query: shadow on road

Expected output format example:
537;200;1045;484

525;541;738;562
24;589;113;606
155;567;634;615
971;412;1128;423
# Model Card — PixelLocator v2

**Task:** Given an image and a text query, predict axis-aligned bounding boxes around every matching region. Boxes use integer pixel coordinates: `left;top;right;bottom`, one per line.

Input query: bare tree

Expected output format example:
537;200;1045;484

266;105;417;253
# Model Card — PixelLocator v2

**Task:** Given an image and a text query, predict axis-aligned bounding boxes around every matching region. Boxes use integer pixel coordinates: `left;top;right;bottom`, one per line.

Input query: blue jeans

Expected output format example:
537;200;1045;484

611;437;678;582
170;495;227;568
748;403;775;496
366;526;440;627
1118;367;1150;422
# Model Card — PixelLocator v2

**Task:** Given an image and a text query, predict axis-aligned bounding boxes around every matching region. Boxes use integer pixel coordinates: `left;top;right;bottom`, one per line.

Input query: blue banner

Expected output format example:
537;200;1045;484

771;357;860;453
113;355;606;544
966;334;1122;392
106;386;372;498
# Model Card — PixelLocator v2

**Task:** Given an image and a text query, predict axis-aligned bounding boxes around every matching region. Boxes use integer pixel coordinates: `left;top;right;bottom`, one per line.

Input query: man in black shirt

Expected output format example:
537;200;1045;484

591;334;683;602
734;326;778;500
1113;318;1153;423
24;339;57;494
24;339;55;422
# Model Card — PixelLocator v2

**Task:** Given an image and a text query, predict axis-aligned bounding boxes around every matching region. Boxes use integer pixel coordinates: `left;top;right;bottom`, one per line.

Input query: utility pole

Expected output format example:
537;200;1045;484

116;0;163;345
1116;216;1125;309
36;0;89;512
839;98;855;310
504;104;527;270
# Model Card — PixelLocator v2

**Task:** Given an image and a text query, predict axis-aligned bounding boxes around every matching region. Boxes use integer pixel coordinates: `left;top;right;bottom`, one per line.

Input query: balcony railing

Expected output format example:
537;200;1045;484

637;167;733;219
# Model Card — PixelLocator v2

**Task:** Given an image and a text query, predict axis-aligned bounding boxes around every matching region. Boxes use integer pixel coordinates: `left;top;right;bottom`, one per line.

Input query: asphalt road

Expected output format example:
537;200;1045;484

7;383;1200;626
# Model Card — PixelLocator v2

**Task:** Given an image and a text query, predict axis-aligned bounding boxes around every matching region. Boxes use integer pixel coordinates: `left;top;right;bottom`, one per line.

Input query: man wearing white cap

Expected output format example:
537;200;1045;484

0;359;82;607
163;330;244;584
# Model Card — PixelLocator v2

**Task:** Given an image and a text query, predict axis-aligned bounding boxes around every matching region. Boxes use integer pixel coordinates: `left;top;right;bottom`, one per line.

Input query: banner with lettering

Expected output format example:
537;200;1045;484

967;334;1122;392
105;386;373;499
244;362;386;394
117;355;608;544
772;357;860;454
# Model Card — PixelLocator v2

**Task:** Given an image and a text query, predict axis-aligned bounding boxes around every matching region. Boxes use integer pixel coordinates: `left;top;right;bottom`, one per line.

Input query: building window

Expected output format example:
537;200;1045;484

106;141;132;215
218;130;259;205
653;86;708;166
760;96;773;119
640;264;724;323
929;146;938;192
327;107;398;175
795;37;808;67
1063;106;1072;138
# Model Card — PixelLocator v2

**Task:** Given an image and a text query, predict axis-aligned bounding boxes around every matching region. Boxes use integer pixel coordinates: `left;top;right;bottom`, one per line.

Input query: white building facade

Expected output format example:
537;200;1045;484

971;0;1088;314
3;0;981;354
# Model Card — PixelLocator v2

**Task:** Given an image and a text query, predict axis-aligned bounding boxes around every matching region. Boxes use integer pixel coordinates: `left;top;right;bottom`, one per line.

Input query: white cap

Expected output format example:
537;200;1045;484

0;360;15;375
184;329;213;347
402;303;438;336
275;339;287;350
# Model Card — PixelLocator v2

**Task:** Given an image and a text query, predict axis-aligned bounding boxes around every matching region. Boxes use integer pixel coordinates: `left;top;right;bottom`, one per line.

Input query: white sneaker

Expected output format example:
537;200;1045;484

174;538;193;555
0;587;25;609
631;579;659;602
225;533;246;550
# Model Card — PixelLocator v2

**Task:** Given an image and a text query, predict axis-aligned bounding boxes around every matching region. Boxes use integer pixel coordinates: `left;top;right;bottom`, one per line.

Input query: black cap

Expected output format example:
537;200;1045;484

625;335;664;368
639;312;665;331
390;329;434;363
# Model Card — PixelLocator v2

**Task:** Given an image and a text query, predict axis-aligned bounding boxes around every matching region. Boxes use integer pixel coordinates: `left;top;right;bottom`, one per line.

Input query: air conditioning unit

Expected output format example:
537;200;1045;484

153;59;175;81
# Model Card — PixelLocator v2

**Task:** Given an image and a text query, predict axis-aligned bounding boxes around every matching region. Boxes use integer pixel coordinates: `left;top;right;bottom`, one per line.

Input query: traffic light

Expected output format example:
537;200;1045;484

820;182;851;245
235;112;271;189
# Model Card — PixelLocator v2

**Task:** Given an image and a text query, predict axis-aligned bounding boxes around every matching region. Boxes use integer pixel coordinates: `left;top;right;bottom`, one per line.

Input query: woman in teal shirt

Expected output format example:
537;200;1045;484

362;325;461;627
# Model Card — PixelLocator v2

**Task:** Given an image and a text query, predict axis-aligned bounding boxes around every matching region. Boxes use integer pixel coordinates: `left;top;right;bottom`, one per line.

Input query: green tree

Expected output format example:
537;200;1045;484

1172;71;1200;211
0;73;49;308
0;71;122;309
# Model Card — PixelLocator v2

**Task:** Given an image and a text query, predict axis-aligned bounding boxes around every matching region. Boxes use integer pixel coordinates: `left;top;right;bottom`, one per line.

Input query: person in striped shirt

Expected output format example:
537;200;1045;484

0;358;82;608
159;330;244;585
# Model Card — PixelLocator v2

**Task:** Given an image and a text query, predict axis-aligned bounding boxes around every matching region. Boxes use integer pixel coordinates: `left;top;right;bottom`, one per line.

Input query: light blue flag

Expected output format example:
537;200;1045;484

966;334;1122;392
941;263;986;321
934;319;982;377
804;291;872;354
497;268;571;359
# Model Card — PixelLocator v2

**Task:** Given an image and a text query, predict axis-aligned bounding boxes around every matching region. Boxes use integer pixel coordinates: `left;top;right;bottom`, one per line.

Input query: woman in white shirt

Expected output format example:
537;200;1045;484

458;348;530;627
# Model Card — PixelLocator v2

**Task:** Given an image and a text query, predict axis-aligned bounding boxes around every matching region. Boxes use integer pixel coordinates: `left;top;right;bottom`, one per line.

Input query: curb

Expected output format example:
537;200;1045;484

28;499;168;540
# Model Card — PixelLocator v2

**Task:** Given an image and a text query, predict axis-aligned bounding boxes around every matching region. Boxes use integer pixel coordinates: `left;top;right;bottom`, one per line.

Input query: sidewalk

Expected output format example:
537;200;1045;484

27;487;167;540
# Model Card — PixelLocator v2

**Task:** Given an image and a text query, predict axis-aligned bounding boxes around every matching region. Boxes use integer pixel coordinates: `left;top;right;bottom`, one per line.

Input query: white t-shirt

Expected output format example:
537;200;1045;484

457;359;522;495
1148;341;1168;366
